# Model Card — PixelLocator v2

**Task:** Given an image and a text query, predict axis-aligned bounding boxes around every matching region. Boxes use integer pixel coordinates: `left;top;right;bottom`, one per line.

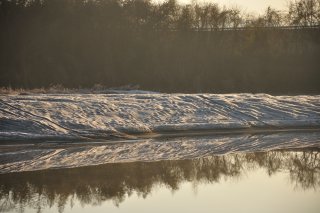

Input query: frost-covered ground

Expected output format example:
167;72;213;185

0;92;320;173
1;92;320;140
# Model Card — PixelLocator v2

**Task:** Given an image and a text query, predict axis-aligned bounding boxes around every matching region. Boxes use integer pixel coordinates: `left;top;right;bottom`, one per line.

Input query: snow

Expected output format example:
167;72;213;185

1;93;319;140
0;131;319;173
0;92;319;173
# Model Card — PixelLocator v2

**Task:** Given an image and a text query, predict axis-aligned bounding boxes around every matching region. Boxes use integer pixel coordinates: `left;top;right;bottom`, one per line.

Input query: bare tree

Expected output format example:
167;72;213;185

265;6;283;27
176;5;193;31
228;7;243;28
207;3;220;30
218;7;229;29
287;0;320;26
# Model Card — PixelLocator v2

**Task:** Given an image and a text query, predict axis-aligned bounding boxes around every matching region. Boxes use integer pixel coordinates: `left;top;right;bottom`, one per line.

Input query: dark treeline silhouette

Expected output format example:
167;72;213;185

0;0;320;93
0;150;319;212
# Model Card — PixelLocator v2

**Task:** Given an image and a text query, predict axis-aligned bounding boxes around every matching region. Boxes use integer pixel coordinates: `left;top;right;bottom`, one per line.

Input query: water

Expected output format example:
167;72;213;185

1;150;319;213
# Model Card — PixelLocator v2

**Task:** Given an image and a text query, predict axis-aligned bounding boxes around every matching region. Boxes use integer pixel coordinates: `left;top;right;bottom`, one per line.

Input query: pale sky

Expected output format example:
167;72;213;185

153;0;288;14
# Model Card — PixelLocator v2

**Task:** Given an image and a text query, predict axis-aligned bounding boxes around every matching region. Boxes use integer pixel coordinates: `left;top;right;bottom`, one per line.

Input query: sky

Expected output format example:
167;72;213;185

154;0;288;14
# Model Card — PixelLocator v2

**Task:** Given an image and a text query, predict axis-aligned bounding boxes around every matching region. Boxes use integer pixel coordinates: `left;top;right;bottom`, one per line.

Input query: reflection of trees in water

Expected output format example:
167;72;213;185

0;150;319;212
288;152;320;190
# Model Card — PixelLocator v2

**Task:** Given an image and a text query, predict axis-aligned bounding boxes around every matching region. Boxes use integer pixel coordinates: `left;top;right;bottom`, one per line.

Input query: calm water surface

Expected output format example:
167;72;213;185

0;150;319;213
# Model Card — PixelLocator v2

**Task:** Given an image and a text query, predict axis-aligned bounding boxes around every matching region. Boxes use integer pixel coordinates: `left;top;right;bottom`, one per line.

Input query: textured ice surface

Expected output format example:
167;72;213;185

0;93;320;173
1;93;320;140
0;132;320;173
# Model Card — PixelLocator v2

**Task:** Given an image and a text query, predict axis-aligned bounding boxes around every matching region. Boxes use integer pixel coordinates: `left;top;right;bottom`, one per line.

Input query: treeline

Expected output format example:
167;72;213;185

0;0;320;93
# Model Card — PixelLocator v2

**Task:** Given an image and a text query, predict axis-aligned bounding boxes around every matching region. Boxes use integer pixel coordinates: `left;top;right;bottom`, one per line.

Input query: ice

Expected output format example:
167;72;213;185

0;132;319;173
0;93;319;141
1;92;320;173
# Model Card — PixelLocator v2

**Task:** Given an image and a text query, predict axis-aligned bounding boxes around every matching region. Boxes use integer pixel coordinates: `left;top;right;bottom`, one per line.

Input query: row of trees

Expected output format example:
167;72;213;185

0;0;320;93
169;0;320;30
2;0;319;30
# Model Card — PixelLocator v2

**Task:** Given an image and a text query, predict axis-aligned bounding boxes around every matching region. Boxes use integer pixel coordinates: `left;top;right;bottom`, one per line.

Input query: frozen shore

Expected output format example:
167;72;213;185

1;93;320;141
1;92;320;173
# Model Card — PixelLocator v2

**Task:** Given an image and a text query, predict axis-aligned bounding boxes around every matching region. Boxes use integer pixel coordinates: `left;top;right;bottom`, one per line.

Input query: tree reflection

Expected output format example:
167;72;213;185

0;150;319;212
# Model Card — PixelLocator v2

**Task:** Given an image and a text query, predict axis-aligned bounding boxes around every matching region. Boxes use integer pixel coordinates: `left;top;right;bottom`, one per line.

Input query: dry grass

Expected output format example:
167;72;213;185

0;84;140;95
